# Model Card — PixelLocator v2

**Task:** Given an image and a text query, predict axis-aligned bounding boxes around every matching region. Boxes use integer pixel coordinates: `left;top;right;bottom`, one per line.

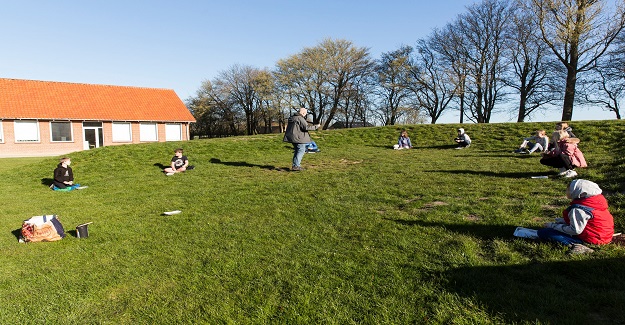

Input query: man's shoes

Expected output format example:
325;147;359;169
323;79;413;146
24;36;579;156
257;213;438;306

513;148;525;153
569;243;594;255
563;170;578;178
291;166;304;171
187;165;195;170
166;172;175;176
558;168;568;176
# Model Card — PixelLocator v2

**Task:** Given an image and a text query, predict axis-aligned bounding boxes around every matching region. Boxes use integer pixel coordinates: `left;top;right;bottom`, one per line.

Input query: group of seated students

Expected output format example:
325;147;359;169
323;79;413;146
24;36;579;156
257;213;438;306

513;122;586;178
393;128;472;150
50;122;613;255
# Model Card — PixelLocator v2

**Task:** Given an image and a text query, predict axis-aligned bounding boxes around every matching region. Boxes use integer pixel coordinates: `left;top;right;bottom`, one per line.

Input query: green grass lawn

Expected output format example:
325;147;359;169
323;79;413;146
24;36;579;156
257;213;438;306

1;121;625;324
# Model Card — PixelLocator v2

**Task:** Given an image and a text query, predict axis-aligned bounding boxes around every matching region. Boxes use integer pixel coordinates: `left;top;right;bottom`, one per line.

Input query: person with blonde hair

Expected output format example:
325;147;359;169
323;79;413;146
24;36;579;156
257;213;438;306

394;129;413;150
540;130;587;178
514;129;549;154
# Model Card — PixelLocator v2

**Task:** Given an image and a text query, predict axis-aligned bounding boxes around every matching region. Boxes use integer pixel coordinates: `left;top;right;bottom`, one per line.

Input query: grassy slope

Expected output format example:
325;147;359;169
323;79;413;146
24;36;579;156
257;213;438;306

1;121;624;324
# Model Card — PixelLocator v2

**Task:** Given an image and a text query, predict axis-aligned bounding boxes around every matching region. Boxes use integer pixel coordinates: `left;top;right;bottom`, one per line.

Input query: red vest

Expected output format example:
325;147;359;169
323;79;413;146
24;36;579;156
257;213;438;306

563;195;614;245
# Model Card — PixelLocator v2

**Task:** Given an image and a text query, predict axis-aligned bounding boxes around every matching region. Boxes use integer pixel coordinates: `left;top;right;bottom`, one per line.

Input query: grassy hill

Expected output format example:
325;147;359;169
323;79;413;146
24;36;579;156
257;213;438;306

1;120;624;324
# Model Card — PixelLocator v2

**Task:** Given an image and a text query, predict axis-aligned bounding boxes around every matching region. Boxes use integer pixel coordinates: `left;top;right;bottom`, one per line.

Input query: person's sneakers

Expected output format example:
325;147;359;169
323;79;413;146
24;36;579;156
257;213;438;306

186;165;195;170
291;166;304;171
563;170;578;178
513;148;526;153
569;243;594;255
166;172;175;176
558;167;568;176
519;151;530;155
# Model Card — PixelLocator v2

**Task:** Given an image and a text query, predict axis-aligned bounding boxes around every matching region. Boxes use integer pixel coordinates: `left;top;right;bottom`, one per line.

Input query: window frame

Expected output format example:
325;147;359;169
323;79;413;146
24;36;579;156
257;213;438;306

165;123;182;141
139;122;158;142
50;121;74;142
14;120;40;143
111;122;132;142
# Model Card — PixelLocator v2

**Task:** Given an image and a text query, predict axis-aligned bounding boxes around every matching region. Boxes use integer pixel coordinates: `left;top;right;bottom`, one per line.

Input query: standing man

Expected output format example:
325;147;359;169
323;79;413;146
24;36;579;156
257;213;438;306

283;108;320;171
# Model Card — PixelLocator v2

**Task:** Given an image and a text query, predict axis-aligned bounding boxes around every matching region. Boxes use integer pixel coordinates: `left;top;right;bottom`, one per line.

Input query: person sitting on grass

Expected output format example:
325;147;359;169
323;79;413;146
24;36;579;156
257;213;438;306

163;148;189;176
454;128;471;149
514;129;549;154
393;130;413;150
540;130;586;178
537;179;614;254
52;157;82;191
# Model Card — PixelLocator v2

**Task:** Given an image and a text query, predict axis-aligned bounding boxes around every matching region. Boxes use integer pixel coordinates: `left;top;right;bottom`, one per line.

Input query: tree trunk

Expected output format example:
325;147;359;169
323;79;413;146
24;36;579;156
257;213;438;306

561;65;577;121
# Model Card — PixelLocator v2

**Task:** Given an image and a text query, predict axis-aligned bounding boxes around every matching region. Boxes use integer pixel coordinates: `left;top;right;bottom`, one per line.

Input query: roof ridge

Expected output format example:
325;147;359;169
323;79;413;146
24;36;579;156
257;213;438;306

0;77;174;91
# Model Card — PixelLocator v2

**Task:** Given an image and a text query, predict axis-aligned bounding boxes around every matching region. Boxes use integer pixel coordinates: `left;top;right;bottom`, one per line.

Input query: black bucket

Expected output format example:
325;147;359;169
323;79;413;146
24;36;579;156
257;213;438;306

76;222;92;238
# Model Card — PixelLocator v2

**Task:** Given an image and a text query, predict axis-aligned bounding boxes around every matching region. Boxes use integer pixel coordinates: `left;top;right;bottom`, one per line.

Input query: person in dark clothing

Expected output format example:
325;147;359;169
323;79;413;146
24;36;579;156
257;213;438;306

283;108;320;171
53;157;75;189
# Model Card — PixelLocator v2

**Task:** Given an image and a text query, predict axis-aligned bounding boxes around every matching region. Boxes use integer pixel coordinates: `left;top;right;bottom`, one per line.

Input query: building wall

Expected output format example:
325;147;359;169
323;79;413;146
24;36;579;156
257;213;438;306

0;119;191;158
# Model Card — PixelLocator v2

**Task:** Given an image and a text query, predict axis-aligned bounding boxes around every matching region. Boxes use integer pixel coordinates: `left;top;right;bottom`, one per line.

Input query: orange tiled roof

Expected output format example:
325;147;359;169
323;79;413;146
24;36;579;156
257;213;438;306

0;78;195;122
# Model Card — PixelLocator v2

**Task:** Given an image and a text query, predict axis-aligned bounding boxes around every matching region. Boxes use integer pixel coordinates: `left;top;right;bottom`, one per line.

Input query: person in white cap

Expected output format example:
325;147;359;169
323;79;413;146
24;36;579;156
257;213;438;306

454;128;471;149
537;179;614;254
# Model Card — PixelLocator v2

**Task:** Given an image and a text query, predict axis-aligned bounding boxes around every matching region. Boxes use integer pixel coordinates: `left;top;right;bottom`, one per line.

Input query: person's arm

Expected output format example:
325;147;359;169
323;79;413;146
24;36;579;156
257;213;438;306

546;209;592;236
183;158;189;169
53;168;63;183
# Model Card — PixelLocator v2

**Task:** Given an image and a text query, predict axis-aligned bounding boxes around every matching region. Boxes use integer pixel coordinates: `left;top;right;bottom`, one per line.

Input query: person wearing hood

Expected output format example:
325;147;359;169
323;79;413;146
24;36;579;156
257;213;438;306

283;108;320;171
537;179;614;254
454;128;471;149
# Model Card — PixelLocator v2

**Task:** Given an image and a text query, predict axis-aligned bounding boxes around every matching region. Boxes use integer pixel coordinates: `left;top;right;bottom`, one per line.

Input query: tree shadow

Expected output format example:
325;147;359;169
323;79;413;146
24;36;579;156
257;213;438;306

426;144;460;150
384;218;515;240
209;158;283;171
440;258;625;323
423;169;554;179
385;218;625;323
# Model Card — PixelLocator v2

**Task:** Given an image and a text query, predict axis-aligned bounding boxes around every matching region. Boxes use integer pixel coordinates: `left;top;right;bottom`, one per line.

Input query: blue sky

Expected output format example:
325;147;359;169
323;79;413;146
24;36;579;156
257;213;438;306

0;0;617;123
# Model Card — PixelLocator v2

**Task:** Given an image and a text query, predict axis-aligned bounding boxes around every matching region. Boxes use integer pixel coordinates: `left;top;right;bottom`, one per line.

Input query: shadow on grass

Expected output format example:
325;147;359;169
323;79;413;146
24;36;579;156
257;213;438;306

40;178;54;186
387;218;625;323
423;169;555;178
153;163;167;169
385;218;514;240
440;258;625;324
209;158;282;171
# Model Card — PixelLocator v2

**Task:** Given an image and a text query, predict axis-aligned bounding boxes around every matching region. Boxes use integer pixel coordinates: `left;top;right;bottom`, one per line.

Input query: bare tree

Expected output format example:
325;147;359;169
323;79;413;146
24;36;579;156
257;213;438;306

408;39;458;124
527;0;625;121
457;0;514;123
374;45;414;125
506;4;561;121
581;52;624;119
430;25;470;123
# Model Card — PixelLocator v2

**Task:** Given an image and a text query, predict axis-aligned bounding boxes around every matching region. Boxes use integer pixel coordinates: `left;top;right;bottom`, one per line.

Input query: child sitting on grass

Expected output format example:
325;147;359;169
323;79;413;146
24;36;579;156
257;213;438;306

51;157;83;191
394;130;413;150
537;179;614;254
540;130;586;178
163;148;189;176
514;129;549;154
454;128;471;149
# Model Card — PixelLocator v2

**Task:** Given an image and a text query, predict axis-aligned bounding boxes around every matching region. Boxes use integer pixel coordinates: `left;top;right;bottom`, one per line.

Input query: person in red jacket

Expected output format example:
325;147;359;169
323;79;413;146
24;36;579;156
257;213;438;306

537;179;614;254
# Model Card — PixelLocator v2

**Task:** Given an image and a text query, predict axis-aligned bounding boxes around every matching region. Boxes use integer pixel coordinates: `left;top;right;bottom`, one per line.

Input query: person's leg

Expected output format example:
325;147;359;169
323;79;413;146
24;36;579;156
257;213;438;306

53;181;67;189
540;156;565;168
537;228;583;245
537;228;584;246
292;143;307;168
520;140;529;148
163;167;174;173
528;143;542;153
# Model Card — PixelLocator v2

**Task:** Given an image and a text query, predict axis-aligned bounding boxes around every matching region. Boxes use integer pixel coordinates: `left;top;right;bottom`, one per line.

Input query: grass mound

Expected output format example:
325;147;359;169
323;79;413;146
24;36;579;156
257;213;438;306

1;121;624;323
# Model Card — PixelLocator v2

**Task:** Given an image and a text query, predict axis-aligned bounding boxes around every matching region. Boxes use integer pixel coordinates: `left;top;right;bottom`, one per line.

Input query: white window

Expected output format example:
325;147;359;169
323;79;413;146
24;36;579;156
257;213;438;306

50;121;73;142
14;120;40;142
0;121;4;143
165;123;182;141
140;123;158;142
112;122;132;142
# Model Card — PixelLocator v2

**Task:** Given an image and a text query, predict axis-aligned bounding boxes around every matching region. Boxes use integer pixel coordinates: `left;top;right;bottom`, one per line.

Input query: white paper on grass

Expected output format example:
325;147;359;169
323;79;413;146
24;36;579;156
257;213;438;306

513;227;539;239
